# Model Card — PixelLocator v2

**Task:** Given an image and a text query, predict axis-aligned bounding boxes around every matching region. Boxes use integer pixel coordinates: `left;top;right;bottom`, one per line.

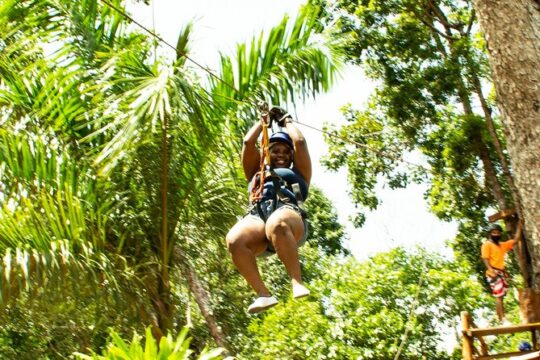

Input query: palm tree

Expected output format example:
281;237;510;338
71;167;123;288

0;0;342;353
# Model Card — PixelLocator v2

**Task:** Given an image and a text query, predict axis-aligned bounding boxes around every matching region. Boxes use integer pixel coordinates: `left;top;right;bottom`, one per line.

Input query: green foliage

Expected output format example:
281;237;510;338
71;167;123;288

321;104;412;226
0;287;140;360
238;247;491;359
312;0;516;280
242;301;351;359
211;4;343;140
75;327;225;360
316;248;487;360
0;0;343;357
303;187;349;256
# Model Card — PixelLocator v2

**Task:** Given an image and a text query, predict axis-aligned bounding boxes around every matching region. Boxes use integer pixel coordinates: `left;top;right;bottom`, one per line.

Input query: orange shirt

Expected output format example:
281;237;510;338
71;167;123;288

481;239;516;272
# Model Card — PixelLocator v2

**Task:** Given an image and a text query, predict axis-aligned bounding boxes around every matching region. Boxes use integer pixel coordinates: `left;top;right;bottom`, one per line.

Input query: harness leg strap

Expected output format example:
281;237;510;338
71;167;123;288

291;183;306;215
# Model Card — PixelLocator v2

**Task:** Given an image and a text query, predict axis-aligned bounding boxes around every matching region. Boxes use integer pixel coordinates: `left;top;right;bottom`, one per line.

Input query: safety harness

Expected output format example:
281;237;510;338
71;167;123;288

248;102;306;222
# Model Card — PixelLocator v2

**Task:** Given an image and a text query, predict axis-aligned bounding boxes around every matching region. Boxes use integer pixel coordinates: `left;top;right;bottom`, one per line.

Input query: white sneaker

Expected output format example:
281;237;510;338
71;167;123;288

292;283;310;299
247;296;278;314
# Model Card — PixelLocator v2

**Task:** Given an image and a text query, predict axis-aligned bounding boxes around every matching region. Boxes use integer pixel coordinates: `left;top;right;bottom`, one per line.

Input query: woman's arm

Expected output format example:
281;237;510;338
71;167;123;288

242;121;263;180
284;119;312;185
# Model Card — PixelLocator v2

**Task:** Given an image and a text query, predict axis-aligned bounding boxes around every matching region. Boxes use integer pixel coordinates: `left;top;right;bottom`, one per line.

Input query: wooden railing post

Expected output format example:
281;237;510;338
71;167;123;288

462;311;474;360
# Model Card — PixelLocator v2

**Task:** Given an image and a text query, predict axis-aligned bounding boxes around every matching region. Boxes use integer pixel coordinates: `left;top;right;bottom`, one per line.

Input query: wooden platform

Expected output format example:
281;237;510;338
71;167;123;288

509;351;540;360
465;323;540;337
462;311;540;360
476;350;540;360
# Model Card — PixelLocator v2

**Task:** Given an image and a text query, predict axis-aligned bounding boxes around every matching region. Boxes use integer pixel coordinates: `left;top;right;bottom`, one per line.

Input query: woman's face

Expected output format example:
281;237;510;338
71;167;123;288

269;142;293;168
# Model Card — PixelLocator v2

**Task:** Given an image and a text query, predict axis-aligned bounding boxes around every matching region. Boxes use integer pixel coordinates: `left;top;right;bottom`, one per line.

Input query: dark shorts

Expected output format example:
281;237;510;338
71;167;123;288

245;200;308;257
486;270;509;298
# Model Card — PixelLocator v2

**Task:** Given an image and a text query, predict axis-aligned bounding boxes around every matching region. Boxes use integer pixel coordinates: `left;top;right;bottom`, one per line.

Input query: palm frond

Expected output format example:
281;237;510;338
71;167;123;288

0;129;124;305
175;22;193;67
74;326;225;359
87;60;173;175
0;129;84;201
0;28;93;136
211;5;343;131
87;47;220;177
172;156;244;262
1;239;100;304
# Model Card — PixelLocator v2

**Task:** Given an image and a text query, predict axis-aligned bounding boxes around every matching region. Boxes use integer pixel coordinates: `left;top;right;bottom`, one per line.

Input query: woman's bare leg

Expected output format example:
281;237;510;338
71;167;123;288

265;208;305;284
226;216;270;296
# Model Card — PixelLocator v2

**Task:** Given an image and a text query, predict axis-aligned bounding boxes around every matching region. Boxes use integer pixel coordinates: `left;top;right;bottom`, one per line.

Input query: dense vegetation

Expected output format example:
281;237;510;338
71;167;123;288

0;0;527;358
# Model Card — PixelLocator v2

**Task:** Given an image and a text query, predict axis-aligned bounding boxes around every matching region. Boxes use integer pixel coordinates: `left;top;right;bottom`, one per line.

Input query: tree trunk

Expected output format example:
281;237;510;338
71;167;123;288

477;141;508;210
183;263;230;352
471;73;521;211
519;288;540;323
156;113;173;334
472;0;540;283
453;68;511;214
472;0;540;317
175;248;230;352
155;271;172;334
471;66;534;289
423;4;533;286
425;10;515;219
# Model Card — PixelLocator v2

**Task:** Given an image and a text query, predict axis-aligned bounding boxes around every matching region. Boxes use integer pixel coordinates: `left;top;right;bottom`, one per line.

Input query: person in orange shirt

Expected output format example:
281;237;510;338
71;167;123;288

481;222;522;325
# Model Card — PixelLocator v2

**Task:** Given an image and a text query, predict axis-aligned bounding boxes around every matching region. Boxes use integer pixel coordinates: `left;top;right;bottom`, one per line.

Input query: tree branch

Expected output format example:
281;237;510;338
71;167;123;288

408;2;459;41
427;0;464;37
465;9;476;36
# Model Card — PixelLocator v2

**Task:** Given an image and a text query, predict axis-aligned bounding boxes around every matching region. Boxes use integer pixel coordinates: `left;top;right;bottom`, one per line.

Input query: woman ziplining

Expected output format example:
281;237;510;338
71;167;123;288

226;104;311;314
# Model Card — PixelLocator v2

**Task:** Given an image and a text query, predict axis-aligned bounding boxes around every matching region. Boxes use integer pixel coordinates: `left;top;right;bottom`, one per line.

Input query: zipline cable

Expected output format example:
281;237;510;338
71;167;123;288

98;0;241;95
295;119;383;148
99;8;436;353
98;0;430;172
293;119;429;170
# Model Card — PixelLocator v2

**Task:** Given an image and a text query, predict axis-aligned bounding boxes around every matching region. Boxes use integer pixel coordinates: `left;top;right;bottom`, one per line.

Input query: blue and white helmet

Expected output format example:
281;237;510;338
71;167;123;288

269;131;293;149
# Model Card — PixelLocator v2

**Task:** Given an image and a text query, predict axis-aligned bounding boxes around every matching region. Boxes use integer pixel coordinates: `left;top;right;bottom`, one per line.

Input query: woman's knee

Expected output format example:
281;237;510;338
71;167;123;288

226;232;246;253
267;219;290;238
266;212;303;239
226;228;267;255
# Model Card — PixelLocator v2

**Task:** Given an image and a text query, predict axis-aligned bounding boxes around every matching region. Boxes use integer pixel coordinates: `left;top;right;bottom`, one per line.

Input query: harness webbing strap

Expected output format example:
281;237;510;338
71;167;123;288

262;120;270;166
250;114;270;203
291;183;305;213
268;170;291;204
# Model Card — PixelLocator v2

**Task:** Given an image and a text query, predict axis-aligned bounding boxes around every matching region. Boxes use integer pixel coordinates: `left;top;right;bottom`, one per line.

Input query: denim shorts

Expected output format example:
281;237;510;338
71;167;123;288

245;200;308;256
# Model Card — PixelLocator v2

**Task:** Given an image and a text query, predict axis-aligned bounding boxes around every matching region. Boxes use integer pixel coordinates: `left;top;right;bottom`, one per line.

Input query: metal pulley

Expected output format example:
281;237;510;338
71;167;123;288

257;101;269;114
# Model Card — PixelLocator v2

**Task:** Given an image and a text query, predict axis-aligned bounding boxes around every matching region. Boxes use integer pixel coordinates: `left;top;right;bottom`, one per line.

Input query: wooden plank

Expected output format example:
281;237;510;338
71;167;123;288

464;323;540;337
509;351;540;360
480;336;489;356
462;311;474;360
472;322;490;355
488;208;517;222
476;350;540;360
